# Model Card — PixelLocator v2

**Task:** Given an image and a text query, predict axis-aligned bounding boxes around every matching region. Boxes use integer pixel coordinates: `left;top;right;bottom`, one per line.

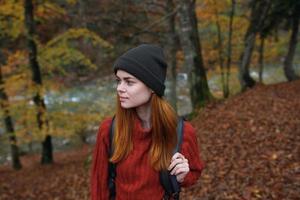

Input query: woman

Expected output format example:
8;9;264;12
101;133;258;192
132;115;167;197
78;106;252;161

91;44;204;200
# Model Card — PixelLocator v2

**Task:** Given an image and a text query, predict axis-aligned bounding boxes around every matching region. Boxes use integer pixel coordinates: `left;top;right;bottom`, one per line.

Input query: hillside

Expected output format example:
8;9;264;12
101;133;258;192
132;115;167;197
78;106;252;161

183;80;300;199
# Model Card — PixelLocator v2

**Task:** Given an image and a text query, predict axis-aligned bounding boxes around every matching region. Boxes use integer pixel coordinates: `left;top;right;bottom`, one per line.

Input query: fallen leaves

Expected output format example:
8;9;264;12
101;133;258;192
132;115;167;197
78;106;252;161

0;145;91;200
182;80;300;199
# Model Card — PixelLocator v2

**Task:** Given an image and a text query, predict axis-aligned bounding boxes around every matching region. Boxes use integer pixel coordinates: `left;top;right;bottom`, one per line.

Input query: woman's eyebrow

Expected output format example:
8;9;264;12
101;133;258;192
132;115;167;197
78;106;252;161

116;75;136;80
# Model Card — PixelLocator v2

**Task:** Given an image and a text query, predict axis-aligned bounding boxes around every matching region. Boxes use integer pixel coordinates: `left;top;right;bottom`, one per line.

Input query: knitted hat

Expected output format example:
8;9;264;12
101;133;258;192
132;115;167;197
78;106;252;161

113;44;167;97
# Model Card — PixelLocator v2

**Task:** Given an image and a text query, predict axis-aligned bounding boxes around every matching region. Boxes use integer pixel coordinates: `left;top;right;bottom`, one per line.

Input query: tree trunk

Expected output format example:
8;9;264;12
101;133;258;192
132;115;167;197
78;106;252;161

224;0;236;98
0;65;22;170
283;5;299;81
176;0;210;109
166;0;178;112
24;0;53;164
239;31;256;91
238;0;272;91
212;0;225;98
258;36;265;83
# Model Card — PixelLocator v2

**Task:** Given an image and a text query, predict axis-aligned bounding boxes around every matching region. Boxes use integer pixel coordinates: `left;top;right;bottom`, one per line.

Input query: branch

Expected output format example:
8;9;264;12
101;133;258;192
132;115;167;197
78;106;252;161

130;6;179;38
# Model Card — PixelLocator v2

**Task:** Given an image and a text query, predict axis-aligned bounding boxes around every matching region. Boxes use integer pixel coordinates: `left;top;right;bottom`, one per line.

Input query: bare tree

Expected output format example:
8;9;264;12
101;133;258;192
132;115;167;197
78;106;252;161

258;35;265;83
175;0;210;108
238;0;272;91
283;2;300;81
24;0;53;164
165;0;179;111
224;0;236;98
0;61;22;170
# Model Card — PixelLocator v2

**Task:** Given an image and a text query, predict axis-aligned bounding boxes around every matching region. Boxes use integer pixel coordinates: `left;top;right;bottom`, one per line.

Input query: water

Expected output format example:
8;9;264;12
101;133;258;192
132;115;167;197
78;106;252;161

44;64;299;115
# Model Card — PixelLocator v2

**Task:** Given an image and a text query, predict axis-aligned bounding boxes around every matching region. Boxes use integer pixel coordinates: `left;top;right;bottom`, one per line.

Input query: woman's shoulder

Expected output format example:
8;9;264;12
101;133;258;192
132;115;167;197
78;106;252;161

182;120;197;140
96;117;114;140
183;120;195;133
99;117;114;130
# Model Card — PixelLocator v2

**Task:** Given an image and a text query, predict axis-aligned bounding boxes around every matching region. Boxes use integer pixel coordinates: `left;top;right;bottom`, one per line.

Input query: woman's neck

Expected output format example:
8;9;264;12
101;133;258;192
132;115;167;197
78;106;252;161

135;102;151;129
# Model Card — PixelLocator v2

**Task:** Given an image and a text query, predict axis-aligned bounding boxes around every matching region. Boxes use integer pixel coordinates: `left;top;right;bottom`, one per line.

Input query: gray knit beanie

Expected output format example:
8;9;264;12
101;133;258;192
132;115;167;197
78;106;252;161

113;44;167;97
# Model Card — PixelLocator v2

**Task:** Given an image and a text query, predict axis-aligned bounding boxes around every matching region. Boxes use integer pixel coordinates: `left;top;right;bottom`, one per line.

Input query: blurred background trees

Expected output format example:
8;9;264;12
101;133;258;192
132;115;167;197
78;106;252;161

0;0;299;169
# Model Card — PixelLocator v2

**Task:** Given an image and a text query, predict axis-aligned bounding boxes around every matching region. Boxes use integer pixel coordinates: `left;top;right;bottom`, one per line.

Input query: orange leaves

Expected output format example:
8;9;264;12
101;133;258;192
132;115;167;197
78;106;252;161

180;80;300;199
0;145;91;200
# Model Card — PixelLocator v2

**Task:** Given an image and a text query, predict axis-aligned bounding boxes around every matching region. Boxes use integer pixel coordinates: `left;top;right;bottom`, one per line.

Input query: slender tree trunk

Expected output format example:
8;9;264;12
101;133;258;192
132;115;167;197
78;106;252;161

239;31;256;91
238;0;271;91
212;0;225;98
0;65;22;170
224;0;235;98
166;0;178;112
283;5;299;81
258;36;265;83
176;0;210;109
24;0;53;164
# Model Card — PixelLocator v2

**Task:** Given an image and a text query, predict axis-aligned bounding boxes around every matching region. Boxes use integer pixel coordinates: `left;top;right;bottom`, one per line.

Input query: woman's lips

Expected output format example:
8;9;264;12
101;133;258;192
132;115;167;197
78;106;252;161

119;97;128;102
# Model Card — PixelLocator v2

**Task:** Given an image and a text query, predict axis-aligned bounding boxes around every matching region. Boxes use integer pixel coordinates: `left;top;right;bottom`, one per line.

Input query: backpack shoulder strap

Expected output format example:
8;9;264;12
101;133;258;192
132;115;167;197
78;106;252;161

160;117;185;200
108;116;116;199
174;117;184;153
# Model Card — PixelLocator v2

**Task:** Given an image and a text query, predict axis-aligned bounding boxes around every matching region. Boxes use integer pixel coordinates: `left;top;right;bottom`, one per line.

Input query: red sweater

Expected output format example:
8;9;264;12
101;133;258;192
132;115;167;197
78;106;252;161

91;118;204;200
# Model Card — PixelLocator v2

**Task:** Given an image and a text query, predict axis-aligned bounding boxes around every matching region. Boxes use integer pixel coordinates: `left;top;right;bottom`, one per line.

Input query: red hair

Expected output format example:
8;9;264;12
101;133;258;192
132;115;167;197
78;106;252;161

110;94;177;170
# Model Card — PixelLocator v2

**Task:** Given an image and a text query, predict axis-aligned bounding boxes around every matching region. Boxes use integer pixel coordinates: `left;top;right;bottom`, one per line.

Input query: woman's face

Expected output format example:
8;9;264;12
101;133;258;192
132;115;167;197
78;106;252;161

116;70;152;109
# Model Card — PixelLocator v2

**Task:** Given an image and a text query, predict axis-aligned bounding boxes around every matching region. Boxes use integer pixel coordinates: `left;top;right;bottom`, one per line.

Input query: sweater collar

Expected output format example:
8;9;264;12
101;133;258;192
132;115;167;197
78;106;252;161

133;116;152;139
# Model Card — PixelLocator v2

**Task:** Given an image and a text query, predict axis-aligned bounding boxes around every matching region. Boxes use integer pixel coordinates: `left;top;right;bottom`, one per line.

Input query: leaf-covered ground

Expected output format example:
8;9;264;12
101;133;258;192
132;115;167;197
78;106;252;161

182;80;300;200
0;80;299;200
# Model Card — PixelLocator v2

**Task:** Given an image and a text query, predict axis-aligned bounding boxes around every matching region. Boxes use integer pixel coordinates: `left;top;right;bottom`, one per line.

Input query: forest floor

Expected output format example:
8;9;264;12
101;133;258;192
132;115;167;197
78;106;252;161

0;80;299;200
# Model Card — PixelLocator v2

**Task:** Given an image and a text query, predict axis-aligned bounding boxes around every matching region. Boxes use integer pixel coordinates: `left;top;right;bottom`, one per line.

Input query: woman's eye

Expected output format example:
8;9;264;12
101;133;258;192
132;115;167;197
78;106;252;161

115;79;121;85
127;81;134;86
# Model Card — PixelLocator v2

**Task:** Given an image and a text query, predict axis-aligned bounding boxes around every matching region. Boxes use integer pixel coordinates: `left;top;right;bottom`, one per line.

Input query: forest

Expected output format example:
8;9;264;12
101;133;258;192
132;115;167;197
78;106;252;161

0;0;299;199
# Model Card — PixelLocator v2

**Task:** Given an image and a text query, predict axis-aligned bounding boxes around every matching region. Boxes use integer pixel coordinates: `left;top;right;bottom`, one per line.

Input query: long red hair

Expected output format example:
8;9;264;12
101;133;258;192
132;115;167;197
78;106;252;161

110;94;178;171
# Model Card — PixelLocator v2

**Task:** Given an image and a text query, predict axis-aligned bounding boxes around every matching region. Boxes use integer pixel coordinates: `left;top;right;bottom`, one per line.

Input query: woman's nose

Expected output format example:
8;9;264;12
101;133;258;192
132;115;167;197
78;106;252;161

117;82;126;93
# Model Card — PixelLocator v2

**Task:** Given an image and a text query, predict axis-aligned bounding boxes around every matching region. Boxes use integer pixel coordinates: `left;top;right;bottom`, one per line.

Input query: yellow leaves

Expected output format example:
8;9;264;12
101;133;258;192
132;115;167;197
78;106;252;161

66;0;78;5
46;111;101;139
0;0;24;39
195;0;248;70
44;28;112;49
197;0;229;22
38;28;112;76
5;50;28;71
36;2;66;21
0;0;66;39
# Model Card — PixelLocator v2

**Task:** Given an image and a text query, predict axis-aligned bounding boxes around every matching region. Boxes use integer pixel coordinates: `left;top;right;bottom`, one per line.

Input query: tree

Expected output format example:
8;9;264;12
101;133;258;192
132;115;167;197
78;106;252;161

224;0;236;97
238;0;272;91
0;52;22;170
211;0;235;98
283;0;300;81
175;0;211;108
258;35;265;83
165;0;179;112
255;0;300;81
24;0;53;164
212;0;225;98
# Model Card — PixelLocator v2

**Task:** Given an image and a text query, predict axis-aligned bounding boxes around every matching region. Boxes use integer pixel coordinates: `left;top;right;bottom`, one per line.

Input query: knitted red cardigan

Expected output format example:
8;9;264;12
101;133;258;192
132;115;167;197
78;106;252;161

90;118;204;200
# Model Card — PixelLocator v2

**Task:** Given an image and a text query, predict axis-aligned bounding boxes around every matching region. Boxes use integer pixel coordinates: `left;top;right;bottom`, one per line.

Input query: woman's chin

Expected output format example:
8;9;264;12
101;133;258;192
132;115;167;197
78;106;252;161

120;103;133;109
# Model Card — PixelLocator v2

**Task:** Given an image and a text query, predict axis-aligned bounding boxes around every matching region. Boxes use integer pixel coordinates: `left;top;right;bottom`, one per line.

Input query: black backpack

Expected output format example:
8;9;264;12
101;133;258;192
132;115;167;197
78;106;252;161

108;117;184;200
